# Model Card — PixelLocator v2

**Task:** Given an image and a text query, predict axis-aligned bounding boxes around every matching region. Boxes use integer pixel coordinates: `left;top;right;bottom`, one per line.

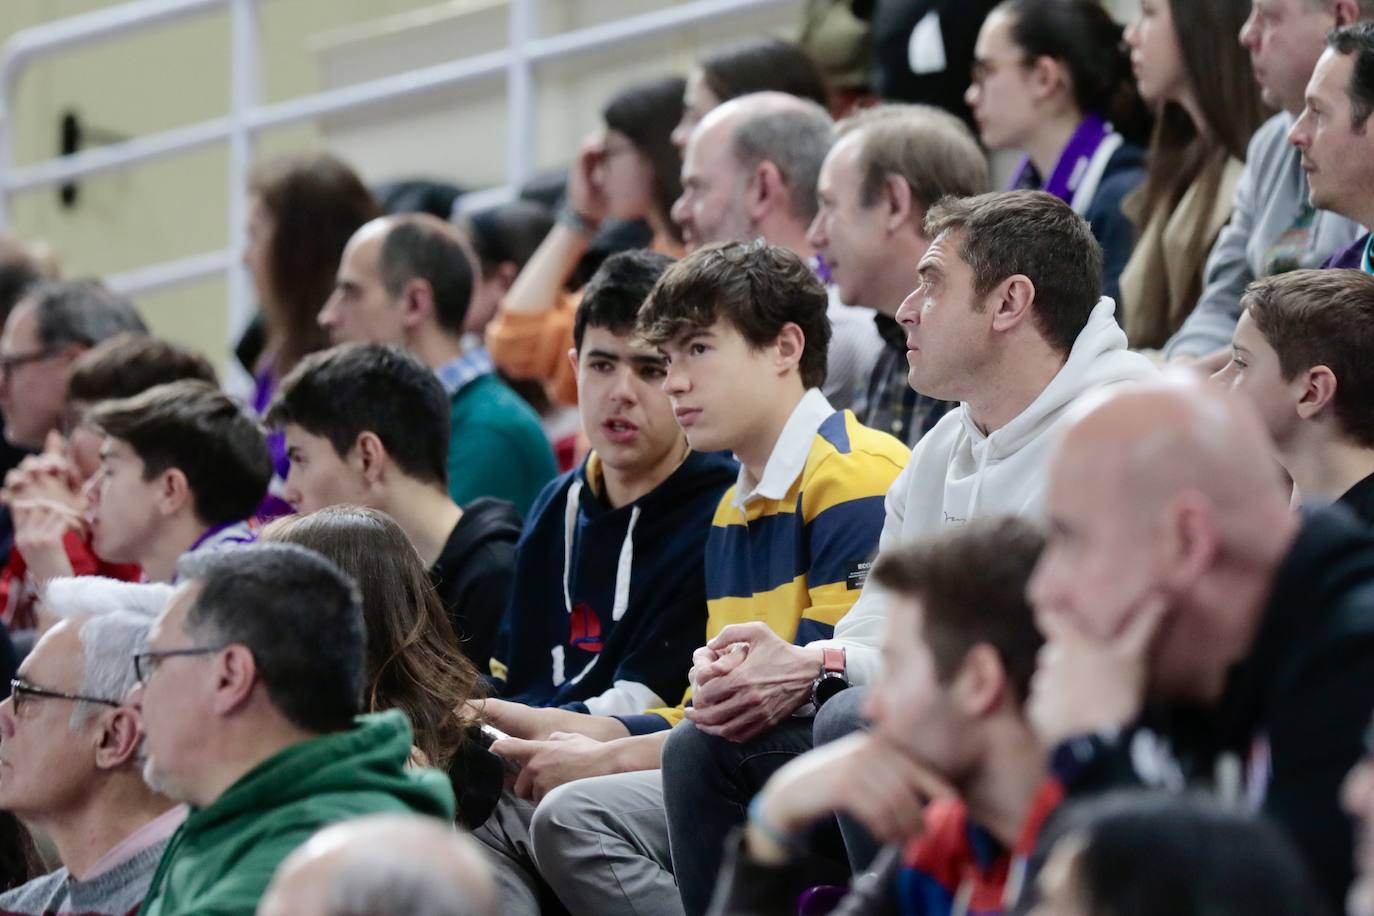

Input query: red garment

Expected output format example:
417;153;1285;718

0;530;142;630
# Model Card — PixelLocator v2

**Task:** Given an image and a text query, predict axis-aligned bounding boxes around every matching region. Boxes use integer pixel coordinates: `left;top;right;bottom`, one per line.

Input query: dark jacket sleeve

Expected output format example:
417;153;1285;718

1087;166;1145;305
455;545;517;670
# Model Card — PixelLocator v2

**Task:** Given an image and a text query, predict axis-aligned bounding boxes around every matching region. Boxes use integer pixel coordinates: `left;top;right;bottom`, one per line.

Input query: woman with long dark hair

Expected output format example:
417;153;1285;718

1117;0;1268;349
261;506;501;829
486;75;686;406
967;0;1150;301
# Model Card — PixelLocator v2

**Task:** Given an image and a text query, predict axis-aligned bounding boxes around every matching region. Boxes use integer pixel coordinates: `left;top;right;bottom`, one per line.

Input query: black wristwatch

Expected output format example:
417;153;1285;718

810;647;849;708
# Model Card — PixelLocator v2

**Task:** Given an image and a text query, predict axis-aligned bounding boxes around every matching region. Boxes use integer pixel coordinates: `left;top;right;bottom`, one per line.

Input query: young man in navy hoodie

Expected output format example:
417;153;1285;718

483;250;736;729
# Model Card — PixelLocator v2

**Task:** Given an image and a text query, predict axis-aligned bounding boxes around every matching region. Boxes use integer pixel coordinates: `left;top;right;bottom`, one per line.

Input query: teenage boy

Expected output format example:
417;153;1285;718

709;518;1056;915
86;380;271;583
317;213;556;515
266;343;519;667
1213;269;1374;521
484;250;736;726
473;241;908;915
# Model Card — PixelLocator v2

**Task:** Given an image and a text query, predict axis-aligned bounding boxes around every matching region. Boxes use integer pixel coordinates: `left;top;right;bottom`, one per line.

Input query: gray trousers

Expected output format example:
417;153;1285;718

474;771;682;916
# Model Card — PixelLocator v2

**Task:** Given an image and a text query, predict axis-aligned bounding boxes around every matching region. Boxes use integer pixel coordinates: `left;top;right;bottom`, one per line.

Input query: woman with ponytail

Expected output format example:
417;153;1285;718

966;0;1150;302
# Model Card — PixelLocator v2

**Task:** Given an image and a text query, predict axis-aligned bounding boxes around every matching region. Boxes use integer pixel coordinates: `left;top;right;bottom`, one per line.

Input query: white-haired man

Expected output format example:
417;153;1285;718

0;577;181;916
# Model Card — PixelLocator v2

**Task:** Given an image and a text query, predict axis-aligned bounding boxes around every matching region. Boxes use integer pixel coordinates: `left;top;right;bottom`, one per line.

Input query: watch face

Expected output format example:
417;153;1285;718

813;673;849;708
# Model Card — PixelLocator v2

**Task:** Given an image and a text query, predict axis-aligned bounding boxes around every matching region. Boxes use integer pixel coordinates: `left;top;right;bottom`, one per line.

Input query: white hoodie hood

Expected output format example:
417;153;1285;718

816;298;1158;684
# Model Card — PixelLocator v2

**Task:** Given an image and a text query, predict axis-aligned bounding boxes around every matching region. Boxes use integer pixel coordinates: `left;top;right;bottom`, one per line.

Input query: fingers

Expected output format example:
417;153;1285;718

708;622;767;651
42;429;66;457
1116;592;1169;655
489;736;536;765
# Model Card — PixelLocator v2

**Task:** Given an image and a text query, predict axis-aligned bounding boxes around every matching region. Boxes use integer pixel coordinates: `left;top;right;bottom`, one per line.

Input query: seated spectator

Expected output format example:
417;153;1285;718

807;103;988;447
708;518;1057;916
798;0;876;117
672;92;882;411
1030;792;1324;916
863;0;997;124
473;241;907;915
1214;269;1374;520
0;279;145;452
968;0;1150;302
84;381;270;583
266;343;519;666
670;39;830;147
1166;0;1369;364
459;200;555;340
483;250;735;724
1026;376;1374;912
0;334;216;630
261;506;497;830
1293;21;1374;273
0;578;183;916
132;544;455;916
318;213;556;515
257;814;497;916
664;191;1156;916
1117;0;1267;349
487;75;686;406
239;154;380;516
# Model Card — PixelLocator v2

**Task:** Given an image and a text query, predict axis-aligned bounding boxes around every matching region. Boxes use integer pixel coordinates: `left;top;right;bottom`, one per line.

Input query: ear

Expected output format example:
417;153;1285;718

496;262;520;293
988;275;1037;334
1160;492;1220;593
93;706;143;770
883;176;916;236
1333;0;1362;27
155;468;193;518
567;346;580;377
399;278;435;331
211;645;258;717
1027;55;1064;102
953;644;1008;719
353;431;389;485
1293;365;1337;422
773;322;806;376
747;160;787;224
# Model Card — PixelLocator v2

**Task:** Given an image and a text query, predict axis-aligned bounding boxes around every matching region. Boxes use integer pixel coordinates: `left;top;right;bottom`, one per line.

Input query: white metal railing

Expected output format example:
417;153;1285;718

0;0;802;348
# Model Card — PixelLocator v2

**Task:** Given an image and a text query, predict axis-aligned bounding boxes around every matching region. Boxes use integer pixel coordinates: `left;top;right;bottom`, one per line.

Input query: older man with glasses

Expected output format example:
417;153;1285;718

129;542;456;916
0;576;182;916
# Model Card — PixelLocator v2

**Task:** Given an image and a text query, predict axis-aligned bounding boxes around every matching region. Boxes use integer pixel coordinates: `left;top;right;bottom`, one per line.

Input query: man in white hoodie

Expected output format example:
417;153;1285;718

662;190;1157;911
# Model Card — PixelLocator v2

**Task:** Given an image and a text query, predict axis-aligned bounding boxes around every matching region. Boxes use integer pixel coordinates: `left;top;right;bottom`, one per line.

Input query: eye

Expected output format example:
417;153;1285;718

589;360;613;373
690;343;708;356
640;366;667;381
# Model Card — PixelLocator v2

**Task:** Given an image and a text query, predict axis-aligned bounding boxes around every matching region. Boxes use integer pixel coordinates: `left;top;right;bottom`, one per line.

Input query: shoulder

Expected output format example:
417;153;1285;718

801;414;909;516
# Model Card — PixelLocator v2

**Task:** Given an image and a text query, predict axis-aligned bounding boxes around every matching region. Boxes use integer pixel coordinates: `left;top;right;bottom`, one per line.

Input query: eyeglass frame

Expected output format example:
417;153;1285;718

9;676;122;716
0;347;61;379
132;646;227;686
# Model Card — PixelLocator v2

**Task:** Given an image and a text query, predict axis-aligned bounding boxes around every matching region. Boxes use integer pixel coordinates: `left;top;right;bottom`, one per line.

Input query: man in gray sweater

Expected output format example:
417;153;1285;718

0;579;183;916
1164;0;1369;365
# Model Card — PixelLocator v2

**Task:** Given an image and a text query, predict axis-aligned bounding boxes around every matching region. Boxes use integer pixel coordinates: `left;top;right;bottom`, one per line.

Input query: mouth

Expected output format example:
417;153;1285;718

674;406;702;427
601;417;640;444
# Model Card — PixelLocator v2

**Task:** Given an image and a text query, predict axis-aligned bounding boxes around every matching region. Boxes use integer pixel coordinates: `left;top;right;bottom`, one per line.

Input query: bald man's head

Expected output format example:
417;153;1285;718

257;814;496;916
1029;375;1298;703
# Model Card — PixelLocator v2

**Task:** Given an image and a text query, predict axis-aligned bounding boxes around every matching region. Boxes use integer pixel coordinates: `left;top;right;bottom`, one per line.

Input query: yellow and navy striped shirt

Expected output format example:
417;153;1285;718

621;390;908;733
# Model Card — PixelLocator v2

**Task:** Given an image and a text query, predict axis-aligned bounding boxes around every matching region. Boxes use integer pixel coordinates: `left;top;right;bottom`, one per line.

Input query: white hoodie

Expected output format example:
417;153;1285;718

811;298;1159;685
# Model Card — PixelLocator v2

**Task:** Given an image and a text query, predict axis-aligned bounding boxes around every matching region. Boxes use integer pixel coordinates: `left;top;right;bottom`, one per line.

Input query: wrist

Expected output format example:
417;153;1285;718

557;201;599;235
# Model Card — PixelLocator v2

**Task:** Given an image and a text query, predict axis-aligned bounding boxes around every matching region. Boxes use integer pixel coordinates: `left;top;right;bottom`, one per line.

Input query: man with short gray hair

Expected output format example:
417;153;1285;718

672;91;882;411
0;576;182;916
132;544;455;916
0;280;145;450
257;814;497;916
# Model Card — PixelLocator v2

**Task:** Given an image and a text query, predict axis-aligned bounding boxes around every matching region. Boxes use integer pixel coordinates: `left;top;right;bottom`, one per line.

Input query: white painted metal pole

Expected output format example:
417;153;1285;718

507;0;538;194
226;0;258;355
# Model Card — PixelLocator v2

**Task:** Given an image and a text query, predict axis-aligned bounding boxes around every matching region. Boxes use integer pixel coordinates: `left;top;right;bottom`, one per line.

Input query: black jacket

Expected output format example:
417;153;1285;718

1051;506;1374;913
430;497;522;668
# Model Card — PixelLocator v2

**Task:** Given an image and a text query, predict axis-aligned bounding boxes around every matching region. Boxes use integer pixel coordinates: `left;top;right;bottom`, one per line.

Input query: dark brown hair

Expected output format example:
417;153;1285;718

249;153;380;376
700;39;830;110
872;516;1045;701
603;76;687;243
1244;269;1374;448
67;333;216;404
89;379;272;526
636;240;830;389
1329;20;1374;129
262;506;483;770
924;190;1103;354
1132;0;1267;263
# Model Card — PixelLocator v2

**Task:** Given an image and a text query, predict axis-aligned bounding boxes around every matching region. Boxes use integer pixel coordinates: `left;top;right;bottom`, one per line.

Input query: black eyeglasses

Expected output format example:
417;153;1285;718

132;646;225;685
0;348;59;379
9;677;121;716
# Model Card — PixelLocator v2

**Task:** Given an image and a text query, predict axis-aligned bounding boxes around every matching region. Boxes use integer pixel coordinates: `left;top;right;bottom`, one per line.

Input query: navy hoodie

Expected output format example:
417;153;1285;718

494;449;736;716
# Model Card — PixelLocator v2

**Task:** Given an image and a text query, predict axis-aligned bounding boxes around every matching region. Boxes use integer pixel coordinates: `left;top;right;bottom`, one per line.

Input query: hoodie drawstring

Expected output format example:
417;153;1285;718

561;479;641;686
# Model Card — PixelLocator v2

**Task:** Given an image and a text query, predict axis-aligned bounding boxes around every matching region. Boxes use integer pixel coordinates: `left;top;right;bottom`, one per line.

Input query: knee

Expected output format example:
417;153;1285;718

529;780;591;868
662;719;726;780
813;686;868;747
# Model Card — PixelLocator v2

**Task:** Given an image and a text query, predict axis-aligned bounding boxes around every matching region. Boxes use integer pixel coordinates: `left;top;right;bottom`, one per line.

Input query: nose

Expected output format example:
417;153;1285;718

670;191;690;236
964;81;979;108
671;118;690;150
318;292;340;329
1287;115;1309;150
1124;17;1141;49
81;468;104;507
0;694;15;738
1238;10;1258;49
663;357;689;396
609;365;638;404
281;468;303;512
805;211;827;251
895;287;922;327
1345;757;1374;819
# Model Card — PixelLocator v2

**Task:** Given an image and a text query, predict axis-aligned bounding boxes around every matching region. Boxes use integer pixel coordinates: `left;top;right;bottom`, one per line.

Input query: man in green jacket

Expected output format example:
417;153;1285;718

130;543;455;916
